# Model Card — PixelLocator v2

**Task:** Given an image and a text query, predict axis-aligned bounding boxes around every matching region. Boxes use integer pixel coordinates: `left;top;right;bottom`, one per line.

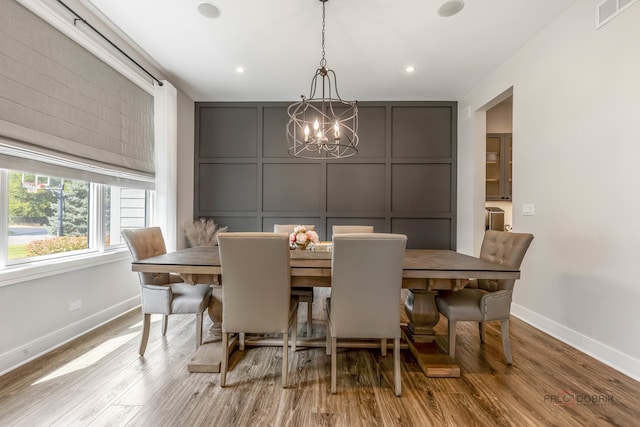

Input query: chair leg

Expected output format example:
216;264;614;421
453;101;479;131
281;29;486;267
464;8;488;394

221;332;229;387
448;319;457;359
330;336;337;394
161;314;168;336
239;333;245;351
394;337;401;397
196;313;203;349
500;319;512;364
325;314;331;356
306;301;313;337
381;339;387;356
139;313;151;356
291;312;297;353
282;329;289;388
478;321;485;343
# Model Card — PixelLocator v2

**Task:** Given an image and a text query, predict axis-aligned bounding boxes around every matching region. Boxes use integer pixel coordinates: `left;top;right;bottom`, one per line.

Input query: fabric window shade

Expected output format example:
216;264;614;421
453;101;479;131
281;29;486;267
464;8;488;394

0;0;155;189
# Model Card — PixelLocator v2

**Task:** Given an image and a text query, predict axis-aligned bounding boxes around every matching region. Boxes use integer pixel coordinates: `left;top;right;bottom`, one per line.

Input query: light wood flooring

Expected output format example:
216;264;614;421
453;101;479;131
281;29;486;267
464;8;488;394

1;290;639;426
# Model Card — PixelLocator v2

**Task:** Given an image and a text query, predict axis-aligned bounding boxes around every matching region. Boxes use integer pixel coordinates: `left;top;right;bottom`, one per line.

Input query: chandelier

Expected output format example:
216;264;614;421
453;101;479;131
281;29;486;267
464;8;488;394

286;0;358;159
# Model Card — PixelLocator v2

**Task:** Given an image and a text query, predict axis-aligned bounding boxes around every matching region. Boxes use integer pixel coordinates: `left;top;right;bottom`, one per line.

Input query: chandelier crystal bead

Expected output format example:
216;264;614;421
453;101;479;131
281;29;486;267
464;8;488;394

286;0;358;159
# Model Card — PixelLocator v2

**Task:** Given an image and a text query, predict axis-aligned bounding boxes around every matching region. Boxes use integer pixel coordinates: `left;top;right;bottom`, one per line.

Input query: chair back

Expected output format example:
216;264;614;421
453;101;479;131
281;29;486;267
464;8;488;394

478;230;534;292
273;224;315;233
330;233;407;338
332;225;374;235
122;227;171;286
217;232;291;333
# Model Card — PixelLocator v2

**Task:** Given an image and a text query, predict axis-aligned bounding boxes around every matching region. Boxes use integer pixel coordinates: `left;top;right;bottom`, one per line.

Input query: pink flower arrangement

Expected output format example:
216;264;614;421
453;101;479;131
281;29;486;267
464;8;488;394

289;225;319;250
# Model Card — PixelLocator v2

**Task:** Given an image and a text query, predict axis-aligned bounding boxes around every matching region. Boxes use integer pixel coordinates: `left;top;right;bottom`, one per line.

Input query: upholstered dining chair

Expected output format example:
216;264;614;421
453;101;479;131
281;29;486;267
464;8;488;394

122;227;212;356
217;232;298;387
331;225;374;236
273;224;316;337
435;230;534;364
326;233;407;396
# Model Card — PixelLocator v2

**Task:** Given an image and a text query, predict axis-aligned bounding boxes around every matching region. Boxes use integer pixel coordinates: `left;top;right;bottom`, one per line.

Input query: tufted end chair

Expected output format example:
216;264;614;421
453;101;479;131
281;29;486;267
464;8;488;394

122;227;212;356
435;230;534;364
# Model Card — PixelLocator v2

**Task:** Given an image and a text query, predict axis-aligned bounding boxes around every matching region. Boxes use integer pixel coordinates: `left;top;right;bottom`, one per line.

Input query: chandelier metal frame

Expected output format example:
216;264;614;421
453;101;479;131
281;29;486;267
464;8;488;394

286;0;358;159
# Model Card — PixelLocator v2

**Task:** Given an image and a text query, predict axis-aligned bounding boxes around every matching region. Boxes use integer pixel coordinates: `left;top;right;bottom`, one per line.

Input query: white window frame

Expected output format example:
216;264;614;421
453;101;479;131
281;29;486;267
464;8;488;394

0;169;151;287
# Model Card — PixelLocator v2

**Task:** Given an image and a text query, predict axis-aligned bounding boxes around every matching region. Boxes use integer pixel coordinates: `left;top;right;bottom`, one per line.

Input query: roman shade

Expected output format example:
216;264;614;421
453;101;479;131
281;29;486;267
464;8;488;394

0;0;155;189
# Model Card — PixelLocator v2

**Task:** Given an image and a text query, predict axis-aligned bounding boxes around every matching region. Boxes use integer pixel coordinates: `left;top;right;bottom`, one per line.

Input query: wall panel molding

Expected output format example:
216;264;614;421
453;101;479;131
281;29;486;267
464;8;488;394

194;101;457;249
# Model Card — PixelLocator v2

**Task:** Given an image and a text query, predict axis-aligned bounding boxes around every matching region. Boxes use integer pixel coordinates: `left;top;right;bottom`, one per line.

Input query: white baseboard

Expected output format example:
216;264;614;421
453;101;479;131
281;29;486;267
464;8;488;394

0;297;140;376
511;303;640;382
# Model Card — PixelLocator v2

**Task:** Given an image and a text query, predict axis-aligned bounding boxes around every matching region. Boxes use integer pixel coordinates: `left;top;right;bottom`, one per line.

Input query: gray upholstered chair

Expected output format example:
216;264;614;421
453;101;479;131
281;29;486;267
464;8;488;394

331;225;374;236
217;232;298;387
435;230;534;364
122;227;212;356
273;224;315;337
326;233;407;396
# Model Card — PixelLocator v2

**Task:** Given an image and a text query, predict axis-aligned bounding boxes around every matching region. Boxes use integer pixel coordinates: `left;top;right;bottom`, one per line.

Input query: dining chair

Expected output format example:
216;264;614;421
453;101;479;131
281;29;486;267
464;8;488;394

273;224;315;337
122;227;212;356
326;233;407;396
217;232;298;387
331;225;374;236
435;230;534;364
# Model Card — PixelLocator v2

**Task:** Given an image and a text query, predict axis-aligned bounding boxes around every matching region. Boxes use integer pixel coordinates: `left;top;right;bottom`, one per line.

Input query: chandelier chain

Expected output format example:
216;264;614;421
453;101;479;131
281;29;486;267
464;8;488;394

320;0;326;68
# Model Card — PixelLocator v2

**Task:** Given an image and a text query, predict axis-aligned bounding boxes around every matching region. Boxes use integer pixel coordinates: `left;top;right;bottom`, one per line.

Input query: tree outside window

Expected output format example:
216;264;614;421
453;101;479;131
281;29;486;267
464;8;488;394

8;171;89;260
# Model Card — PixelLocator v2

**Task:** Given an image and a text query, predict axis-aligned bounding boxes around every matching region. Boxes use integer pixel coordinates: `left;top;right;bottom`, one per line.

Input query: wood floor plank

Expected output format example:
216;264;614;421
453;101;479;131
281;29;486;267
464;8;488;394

1;304;639;427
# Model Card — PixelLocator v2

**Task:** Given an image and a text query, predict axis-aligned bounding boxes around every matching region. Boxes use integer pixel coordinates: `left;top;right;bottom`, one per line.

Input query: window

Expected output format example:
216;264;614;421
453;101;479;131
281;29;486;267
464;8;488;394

1;169;150;268
105;186;149;248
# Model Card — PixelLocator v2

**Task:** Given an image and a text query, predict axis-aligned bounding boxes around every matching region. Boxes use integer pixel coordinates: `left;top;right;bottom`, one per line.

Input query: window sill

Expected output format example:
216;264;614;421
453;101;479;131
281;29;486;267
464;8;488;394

0;249;132;288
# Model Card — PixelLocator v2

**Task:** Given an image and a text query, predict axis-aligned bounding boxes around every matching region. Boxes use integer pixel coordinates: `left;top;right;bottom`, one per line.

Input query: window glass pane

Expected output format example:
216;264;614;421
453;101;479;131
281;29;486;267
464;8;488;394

8;170;89;261
105;186;147;247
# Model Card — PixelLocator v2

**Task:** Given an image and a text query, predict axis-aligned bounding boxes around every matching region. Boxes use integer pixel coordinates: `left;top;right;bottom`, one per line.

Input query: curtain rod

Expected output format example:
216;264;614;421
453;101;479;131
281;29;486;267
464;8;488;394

55;0;163;87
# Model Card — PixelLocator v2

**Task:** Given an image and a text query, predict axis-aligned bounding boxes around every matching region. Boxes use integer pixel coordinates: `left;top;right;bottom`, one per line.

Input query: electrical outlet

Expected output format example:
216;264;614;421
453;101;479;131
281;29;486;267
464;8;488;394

522;203;535;216
69;300;82;311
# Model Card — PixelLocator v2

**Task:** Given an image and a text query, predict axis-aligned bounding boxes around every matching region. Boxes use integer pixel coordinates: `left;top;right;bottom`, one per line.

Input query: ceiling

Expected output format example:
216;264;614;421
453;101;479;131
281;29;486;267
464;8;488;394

82;0;578;102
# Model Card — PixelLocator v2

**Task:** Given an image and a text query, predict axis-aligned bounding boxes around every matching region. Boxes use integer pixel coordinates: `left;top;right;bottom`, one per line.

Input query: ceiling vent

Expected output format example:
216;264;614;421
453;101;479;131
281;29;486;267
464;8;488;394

596;0;637;28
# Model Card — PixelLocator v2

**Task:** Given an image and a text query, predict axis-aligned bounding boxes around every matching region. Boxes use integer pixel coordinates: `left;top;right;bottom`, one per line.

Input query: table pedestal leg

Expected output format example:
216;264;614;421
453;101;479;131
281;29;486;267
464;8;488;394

188;285;224;373
402;289;460;378
404;289;439;343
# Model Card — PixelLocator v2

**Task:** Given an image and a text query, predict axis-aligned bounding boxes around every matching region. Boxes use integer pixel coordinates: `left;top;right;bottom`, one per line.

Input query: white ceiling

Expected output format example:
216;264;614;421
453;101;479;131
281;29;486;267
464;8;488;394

83;0;578;102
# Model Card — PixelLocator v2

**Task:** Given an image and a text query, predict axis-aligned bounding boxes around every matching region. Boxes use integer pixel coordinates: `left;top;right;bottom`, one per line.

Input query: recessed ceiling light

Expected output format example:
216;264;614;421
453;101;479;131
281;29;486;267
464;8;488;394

197;2;221;19
406;66;416;73
236;67;245;74
438;0;465;17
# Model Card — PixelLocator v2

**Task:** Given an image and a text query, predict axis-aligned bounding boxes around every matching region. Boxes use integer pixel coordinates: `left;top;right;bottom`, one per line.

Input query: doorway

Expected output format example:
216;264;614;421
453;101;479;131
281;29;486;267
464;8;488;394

485;96;513;231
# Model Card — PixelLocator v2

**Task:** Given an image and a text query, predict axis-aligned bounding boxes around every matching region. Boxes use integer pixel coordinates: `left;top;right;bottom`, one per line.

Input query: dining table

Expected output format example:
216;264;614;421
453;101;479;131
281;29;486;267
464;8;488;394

131;246;520;378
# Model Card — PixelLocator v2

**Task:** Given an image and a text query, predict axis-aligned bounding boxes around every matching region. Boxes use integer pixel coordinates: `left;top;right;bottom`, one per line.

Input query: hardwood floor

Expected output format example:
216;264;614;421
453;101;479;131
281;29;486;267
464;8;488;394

1;290;638;426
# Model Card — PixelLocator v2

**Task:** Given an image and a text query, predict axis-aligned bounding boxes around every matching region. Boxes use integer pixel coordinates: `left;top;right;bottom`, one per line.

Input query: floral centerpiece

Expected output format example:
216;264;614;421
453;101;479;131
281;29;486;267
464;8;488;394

289;225;319;250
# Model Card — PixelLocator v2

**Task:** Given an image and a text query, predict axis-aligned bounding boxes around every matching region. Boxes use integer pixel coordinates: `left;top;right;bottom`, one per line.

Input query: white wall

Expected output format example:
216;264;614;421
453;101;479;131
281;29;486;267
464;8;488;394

458;0;640;380
486;101;513;133
0;255;139;375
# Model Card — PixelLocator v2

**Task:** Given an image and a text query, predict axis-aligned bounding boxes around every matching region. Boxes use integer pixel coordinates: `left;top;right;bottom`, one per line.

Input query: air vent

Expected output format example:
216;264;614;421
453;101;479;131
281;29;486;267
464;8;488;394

597;0;638;28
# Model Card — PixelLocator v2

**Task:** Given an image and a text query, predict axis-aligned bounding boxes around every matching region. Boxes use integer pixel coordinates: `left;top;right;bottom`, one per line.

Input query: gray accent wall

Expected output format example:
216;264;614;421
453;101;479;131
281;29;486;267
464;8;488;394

194;102;457;249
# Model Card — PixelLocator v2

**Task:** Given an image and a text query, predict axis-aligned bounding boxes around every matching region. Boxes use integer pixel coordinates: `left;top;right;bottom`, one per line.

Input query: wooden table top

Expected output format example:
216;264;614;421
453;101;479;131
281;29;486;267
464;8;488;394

132;246;520;281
